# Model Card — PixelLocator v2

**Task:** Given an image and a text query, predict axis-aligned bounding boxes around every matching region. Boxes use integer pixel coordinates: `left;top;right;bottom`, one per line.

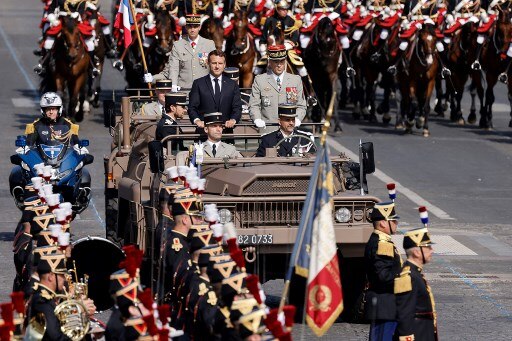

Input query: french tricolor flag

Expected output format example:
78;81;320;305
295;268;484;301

114;0;134;48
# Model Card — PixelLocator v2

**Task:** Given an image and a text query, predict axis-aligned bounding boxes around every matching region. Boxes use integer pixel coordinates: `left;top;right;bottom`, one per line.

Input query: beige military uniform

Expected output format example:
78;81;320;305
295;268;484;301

248;71;306;126
202;142;243;159
154;36;216;89
140;101;164;118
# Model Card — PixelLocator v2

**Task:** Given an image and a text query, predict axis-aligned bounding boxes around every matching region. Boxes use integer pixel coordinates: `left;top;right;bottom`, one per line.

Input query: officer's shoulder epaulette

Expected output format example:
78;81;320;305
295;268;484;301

260;129;275;137
40;288;54;301
25;123;35;135
394;266;412;294
376;239;395;257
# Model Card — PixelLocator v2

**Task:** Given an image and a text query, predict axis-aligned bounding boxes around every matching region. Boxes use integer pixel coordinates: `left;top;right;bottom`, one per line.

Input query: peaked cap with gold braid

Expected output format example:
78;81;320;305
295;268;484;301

370;202;399;222
403;227;434;249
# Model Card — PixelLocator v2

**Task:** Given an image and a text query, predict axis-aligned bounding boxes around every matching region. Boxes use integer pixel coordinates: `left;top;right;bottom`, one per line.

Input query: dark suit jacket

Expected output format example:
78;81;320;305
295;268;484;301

188;74;242;124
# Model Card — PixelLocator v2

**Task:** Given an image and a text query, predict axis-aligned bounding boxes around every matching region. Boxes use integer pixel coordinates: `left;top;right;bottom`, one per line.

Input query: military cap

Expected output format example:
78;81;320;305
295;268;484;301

20;209;36;224
111;271;141;318
32;245;60;267
124;317;148;338
204;112;224;125
210;253;232;264
37;252;67;275
164;92;188;110
224;67;239;81
221;272;248;303
23;196;41;208
403;227;434;250
187;223;211;239
30;213;56;235
186;14;202;26
200;244;222;256
171;189;202;216
275;0;290;9
278;104;298;118
35;230;56;247
25;203;49;217
190;230;215;253
370;202;399;222
155;80;173;90
230;297;259;324
198;252;210;268
268;45;287;60
236;308;267;338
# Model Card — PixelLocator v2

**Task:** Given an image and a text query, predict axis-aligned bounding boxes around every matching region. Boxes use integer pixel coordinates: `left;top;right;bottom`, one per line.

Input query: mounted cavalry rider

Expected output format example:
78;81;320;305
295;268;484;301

472;0;512;76
387;0;450;76
25;92;80;147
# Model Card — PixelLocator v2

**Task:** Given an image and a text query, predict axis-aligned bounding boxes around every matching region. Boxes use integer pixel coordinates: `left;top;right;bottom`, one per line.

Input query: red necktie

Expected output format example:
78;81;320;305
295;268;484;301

191;42;196;49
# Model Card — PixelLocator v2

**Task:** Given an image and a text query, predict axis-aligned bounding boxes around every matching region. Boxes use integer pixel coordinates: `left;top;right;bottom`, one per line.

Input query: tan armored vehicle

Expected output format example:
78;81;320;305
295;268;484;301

103;95;379;317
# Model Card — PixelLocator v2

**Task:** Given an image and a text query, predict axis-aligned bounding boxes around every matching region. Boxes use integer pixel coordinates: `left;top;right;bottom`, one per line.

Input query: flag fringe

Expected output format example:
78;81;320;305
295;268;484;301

306;301;344;337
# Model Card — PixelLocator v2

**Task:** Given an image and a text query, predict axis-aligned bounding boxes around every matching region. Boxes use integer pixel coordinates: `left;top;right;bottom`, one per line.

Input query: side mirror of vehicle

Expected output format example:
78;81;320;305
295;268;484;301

10;155;22;166
82;154;94;166
103;99;116;128
15;136;27;148
79;139;90;147
148;141;164;174
361;142;375;175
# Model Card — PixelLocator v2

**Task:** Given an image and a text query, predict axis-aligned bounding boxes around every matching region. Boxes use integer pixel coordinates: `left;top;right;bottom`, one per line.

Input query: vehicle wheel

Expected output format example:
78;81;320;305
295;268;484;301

105;189;122;246
339;256;369;324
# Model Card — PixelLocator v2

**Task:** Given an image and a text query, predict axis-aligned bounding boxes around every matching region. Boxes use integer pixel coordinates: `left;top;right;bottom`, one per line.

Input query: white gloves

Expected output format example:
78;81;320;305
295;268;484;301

178;16;186;27
143;73;153;83
295;117;301;127
254;119;266;128
172;84;180;92
73;145;89;155
16;146;29;155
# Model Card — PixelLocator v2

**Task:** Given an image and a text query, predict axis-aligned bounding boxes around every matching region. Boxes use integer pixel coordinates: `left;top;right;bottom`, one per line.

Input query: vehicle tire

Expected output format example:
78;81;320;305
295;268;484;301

105;189;122;246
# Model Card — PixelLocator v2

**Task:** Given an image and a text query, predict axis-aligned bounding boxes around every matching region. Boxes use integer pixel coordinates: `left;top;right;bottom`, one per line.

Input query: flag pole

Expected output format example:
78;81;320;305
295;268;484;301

127;0;153;95
277;89;337;313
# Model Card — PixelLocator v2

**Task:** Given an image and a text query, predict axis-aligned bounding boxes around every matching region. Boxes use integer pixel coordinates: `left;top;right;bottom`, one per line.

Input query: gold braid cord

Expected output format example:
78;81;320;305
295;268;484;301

63;0;86;14
193;0;214;13
234;0;254;11
318;0;343;8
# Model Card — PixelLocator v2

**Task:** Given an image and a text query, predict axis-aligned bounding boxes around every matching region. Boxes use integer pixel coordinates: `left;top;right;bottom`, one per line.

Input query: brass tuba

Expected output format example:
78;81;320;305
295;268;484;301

54;299;90;340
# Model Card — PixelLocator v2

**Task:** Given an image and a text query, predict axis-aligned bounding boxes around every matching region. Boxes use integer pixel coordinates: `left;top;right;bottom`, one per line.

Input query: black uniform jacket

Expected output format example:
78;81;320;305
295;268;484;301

395;260;437;341
28;283;71;341
364;230;403;321
25;117;79;146
256;129;313;157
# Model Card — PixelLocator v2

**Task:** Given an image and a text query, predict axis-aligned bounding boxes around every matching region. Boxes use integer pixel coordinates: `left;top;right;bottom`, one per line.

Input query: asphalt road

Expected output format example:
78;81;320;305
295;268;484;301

1;1;511;339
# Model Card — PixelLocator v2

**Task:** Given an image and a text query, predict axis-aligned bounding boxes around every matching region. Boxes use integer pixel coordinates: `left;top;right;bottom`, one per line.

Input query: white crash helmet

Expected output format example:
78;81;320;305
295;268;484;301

40;92;63;116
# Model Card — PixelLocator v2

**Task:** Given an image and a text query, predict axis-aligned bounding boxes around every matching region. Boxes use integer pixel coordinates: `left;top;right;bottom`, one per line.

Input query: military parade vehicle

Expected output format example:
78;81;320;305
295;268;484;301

103;93;378;317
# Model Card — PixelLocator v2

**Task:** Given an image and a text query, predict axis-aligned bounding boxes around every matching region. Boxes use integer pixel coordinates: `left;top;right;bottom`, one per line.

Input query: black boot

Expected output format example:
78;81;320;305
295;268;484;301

88;51;101;76
104;34;117;59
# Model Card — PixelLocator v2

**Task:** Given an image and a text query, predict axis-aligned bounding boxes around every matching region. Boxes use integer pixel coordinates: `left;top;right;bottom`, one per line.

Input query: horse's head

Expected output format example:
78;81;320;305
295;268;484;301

232;10;249;52
315;17;337;51
265;20;285;47
61;16;84;62
495;5;512;55
205;17;225;51
418;24;437;67
154;10;174;55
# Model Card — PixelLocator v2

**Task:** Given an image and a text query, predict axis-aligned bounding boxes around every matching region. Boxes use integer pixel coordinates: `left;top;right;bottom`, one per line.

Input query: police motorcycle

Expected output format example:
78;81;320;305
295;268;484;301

9;135;94;213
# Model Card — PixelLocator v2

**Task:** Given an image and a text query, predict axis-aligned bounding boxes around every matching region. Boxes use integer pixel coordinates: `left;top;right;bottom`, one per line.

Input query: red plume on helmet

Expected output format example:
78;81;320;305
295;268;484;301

138;288;154;311
119;245;144;278
246;274;263;305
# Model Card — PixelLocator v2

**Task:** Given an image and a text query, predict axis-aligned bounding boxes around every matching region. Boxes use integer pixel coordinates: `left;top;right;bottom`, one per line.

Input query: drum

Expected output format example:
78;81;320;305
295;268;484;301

71;236;125;311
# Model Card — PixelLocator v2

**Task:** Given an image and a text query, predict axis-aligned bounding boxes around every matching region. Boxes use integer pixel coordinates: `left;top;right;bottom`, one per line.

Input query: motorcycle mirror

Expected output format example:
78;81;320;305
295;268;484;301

148;141;164;174
361;142;375;175
82;154;94;166
79;140;90;147
10;154;22;166
103;99;116;128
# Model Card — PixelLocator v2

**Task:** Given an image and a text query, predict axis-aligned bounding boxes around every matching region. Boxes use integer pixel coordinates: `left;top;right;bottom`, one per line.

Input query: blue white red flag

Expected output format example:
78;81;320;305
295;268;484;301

287;143;344;336
114;0;134;48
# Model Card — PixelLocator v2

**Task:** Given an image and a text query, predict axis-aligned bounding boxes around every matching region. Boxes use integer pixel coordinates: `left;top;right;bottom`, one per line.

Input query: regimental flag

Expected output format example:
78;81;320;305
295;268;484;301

287;143;343;336
114;0;134;48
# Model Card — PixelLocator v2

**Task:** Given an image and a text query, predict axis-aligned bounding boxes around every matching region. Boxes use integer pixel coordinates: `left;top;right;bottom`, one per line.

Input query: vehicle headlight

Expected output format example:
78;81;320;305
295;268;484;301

218;209;233;224
335;207;352;223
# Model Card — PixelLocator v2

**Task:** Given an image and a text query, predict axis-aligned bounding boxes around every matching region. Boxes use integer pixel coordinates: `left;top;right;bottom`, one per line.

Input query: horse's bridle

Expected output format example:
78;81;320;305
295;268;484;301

414;25;435;68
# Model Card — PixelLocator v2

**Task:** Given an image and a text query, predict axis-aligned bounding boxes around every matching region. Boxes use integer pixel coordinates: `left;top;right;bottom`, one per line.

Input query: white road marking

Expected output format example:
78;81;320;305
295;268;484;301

392;235;477;256
12;98;36;108
327;137;455;220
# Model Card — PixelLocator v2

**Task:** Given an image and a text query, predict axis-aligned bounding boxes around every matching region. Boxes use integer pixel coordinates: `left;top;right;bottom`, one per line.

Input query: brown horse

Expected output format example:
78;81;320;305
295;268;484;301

52;16;90;122
199;17;224;51
473;3;512;129
88;13;106;109
225;10;256;88
147;9;176;75
398;23;439;136
303;17;341;123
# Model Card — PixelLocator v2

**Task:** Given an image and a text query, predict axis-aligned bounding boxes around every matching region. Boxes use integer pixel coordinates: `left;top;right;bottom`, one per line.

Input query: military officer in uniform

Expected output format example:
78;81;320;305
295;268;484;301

155;92;188;143
25;92;79;146
140;80;174;117
395;228;438;341
147;14;216;91
364;201;402;341
201;112;243;159
256;104;314;157
249;45;306;131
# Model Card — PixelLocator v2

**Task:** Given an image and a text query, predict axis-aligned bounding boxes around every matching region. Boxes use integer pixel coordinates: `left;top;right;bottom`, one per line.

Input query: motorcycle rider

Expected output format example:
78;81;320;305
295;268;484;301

25;92;80;147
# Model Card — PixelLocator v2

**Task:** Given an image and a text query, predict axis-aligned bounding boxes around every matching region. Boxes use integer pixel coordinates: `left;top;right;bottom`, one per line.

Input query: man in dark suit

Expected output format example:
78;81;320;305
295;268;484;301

256;104;314;157
188;50;242;134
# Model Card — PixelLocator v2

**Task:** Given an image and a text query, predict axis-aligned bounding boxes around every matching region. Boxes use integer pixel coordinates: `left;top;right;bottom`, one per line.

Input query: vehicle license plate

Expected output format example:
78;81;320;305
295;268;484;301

237;234;273;245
